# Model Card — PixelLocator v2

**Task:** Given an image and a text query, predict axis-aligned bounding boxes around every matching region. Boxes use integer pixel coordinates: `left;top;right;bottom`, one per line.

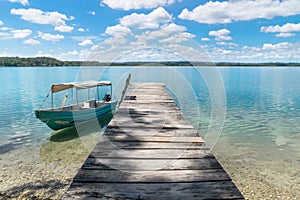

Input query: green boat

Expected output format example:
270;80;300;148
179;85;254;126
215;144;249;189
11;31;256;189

35;81;117;130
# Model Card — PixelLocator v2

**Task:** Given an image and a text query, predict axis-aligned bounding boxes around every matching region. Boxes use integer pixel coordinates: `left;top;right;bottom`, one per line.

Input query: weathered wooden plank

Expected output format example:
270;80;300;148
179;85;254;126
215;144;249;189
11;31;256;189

113;112;188;121
128;87;166;91
82;157;223;171
130;84;165;87
111;113;190;121
104;136;204;143
125;94;174;99
109;120;195;129
94;135;205;149
126;90;168;95
73;169;231;183
110;117;191;123
124;95;172;99
122;100;175;104
130;82;165;87
109;121;192;128
130;83;164;85
94;141;203;150
105;127;199;137
119;105;180;111
85;157;213;171
90;148;211;159
119;105;175;109
117;107;182;112
115;110;184;118
126;91;168;95
63;181;243;200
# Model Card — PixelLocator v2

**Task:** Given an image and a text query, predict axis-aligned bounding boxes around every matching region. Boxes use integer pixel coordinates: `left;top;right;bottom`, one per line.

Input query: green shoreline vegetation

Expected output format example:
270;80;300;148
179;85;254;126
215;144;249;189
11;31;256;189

0;56;300;67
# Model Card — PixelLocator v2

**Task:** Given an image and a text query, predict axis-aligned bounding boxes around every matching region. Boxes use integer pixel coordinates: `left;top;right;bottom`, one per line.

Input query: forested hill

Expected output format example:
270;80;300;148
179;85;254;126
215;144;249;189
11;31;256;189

0;57;83;67
0;56;299;67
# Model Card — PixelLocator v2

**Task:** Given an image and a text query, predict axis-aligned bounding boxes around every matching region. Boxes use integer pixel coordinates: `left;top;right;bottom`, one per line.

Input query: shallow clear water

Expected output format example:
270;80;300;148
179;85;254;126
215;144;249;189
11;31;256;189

209;67;300;198
0;66;300;198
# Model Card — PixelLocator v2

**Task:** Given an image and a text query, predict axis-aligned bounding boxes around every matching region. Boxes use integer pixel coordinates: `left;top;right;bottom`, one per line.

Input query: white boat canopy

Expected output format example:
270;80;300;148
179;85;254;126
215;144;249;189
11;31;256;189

51;81;112;93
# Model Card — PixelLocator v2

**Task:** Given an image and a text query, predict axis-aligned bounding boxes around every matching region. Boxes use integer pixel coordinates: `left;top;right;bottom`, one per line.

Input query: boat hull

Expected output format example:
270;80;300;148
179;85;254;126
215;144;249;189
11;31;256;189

35;101;117;130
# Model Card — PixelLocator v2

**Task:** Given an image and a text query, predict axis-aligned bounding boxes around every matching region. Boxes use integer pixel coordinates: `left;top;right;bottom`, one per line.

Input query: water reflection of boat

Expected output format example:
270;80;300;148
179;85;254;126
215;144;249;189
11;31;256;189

49;111;113;142
40;111;113;163
35;81;117;131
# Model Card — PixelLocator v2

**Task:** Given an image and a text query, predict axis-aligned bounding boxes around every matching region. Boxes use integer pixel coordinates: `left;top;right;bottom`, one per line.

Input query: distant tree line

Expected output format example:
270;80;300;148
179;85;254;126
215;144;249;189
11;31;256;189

0;57;96;67
0;56;299;67
0;57;63;66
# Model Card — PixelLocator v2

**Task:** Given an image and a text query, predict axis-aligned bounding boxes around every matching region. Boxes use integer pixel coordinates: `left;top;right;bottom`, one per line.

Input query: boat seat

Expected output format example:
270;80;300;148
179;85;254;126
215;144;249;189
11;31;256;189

90;100;97;108
82;102;90;109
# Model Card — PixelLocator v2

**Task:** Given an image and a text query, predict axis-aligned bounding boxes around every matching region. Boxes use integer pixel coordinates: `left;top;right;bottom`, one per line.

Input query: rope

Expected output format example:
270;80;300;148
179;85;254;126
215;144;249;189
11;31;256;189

38;88;52;110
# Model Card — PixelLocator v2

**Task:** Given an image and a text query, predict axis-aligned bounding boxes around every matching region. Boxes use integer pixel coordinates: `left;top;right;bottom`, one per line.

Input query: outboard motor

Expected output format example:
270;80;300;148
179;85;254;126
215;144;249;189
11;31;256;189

103;93;111;102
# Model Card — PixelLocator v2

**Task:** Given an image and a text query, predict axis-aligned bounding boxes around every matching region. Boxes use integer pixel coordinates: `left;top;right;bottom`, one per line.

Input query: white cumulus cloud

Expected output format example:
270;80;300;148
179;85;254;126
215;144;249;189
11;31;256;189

101;0;175;10
91;45;105;51
103;36;126;45
63;50;79;56
133;23;194;44
67;50;79;55
36;51;53;58
159;32;195;43
201;37;210;41
8;0;29;6
54;25;74;32
11;29;32;38
136;23;187;41
0;27;12;31
79;39;93;46
261;22;300;37
217;41;238;46
23;39;41;45
10;8;74;32
38;31;64;42
105;24;132;36
78;28;89;32
119;7;173;29
155;23;187;37
209;29;232;41
206;41;300;62
58;50;81;60
261;22;300;33
0;20;3;26
275;33;296;38
179;0;300;24
262;42;292;50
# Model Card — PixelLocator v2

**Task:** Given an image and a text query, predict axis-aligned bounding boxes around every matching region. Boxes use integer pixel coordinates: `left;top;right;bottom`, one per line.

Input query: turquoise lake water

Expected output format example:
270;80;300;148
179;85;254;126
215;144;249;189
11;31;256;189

0;66;300;198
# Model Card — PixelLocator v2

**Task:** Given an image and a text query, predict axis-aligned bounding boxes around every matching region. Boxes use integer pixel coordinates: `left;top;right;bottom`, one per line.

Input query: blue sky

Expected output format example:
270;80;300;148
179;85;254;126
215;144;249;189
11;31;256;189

0;0;300;62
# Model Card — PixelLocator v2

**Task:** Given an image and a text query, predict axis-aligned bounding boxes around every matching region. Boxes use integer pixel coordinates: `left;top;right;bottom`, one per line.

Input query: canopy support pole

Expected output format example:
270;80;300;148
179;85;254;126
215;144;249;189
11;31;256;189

71;89;74;110
76;89;78;106
51;92;54;110
110;84;113;98
97;86;100;101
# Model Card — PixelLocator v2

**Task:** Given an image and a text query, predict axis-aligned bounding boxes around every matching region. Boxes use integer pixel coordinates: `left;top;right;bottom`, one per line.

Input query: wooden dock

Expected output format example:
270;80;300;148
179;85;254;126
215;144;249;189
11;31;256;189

63;83;244;199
